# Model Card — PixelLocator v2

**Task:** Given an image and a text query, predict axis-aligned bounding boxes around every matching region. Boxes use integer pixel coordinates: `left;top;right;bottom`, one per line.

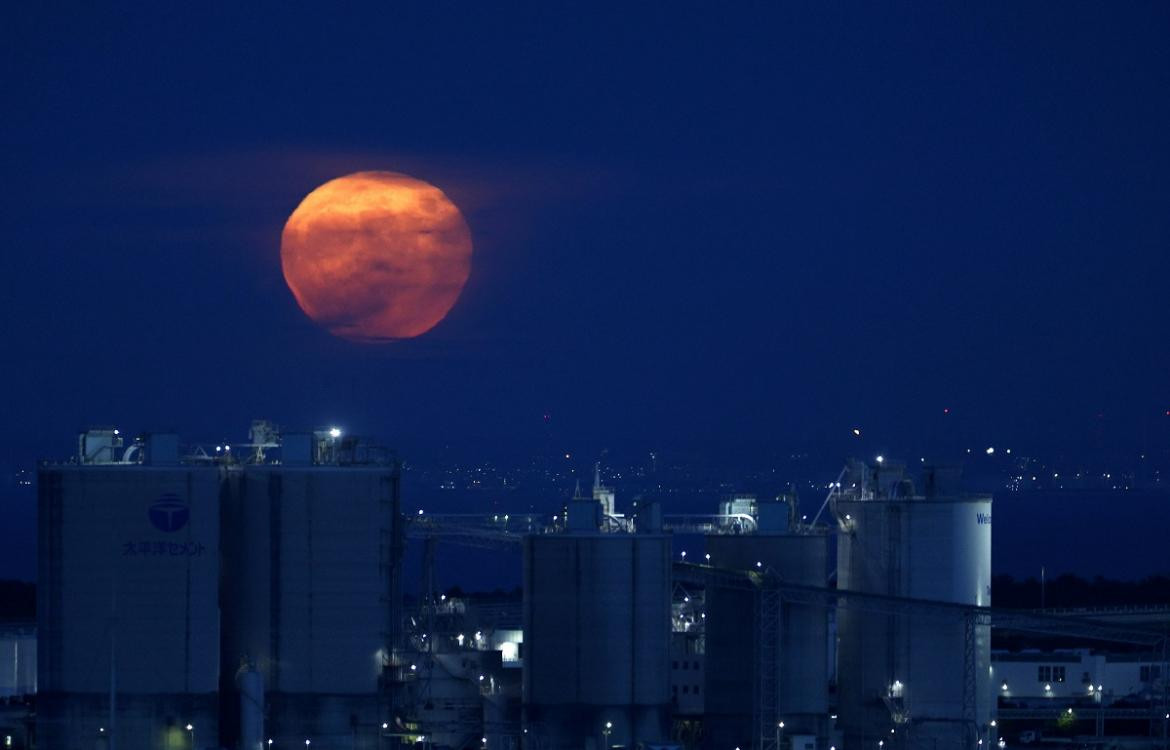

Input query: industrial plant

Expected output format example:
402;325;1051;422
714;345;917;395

8;424;1168;750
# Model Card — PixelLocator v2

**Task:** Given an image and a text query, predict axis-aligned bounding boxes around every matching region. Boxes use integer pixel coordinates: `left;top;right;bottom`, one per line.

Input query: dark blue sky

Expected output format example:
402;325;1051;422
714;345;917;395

3;3;1170;467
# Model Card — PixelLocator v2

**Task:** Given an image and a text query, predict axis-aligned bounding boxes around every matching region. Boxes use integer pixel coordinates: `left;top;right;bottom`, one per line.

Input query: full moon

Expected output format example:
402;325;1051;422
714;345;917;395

280;171;473;343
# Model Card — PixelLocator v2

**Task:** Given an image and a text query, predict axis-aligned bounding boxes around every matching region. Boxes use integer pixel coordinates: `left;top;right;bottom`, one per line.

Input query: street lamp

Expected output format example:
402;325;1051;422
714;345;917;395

776;720;785;750
186;723;194;749
603;721;613;748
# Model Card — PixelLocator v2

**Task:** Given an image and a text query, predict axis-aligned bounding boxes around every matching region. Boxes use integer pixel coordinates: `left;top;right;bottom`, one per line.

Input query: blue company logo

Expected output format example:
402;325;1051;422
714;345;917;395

977;512;992;525
149;493;189;533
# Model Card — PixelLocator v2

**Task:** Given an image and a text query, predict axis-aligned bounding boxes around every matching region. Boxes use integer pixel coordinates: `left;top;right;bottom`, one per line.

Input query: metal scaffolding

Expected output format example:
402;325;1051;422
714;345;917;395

755;587;782;750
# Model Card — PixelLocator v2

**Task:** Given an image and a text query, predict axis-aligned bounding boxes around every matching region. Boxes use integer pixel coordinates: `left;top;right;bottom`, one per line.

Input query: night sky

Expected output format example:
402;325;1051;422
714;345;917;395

3;4;1170;580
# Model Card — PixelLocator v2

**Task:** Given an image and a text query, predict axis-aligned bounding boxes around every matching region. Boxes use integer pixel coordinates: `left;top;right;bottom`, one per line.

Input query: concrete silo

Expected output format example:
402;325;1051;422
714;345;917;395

219;435;400;750
522;499;672;750
38;432;221;750
705;524;831;750
834;463;993;750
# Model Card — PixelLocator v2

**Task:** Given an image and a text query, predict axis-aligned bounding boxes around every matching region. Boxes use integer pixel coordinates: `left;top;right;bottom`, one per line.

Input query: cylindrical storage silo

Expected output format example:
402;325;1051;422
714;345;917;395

220;464;399;750
835;490;992;750
704;532;832;748
522;531;672;750
37;462;222;750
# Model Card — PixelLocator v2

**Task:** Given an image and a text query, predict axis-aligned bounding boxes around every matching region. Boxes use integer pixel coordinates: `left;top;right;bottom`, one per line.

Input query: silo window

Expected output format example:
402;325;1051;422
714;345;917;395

682;685;689;694
1053;666;1066;683
1038;666;1051;682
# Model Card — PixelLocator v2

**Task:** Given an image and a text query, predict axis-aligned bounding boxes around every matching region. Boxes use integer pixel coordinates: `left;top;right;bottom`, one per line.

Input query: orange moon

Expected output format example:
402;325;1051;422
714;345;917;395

280;171;473;343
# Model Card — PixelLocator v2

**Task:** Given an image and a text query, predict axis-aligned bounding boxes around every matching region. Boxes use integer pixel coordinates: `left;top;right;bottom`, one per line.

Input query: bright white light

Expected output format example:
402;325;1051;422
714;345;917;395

853;428;861;436
875;455;884;464
1001;682;1008;690
478;674;485;681
756;561;762;568
778;722;785;728
1045;683;1051;691
382;723;389;730
410;664;416;671
187;724;194;731
705;553;710;561
113;429;119;435
329;427;341;438
681;551;687;558
990;720;997;727
845;514;852;521
605;722;612;729
418;509;424;515
986;447;995;455
1096;684;1102;691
